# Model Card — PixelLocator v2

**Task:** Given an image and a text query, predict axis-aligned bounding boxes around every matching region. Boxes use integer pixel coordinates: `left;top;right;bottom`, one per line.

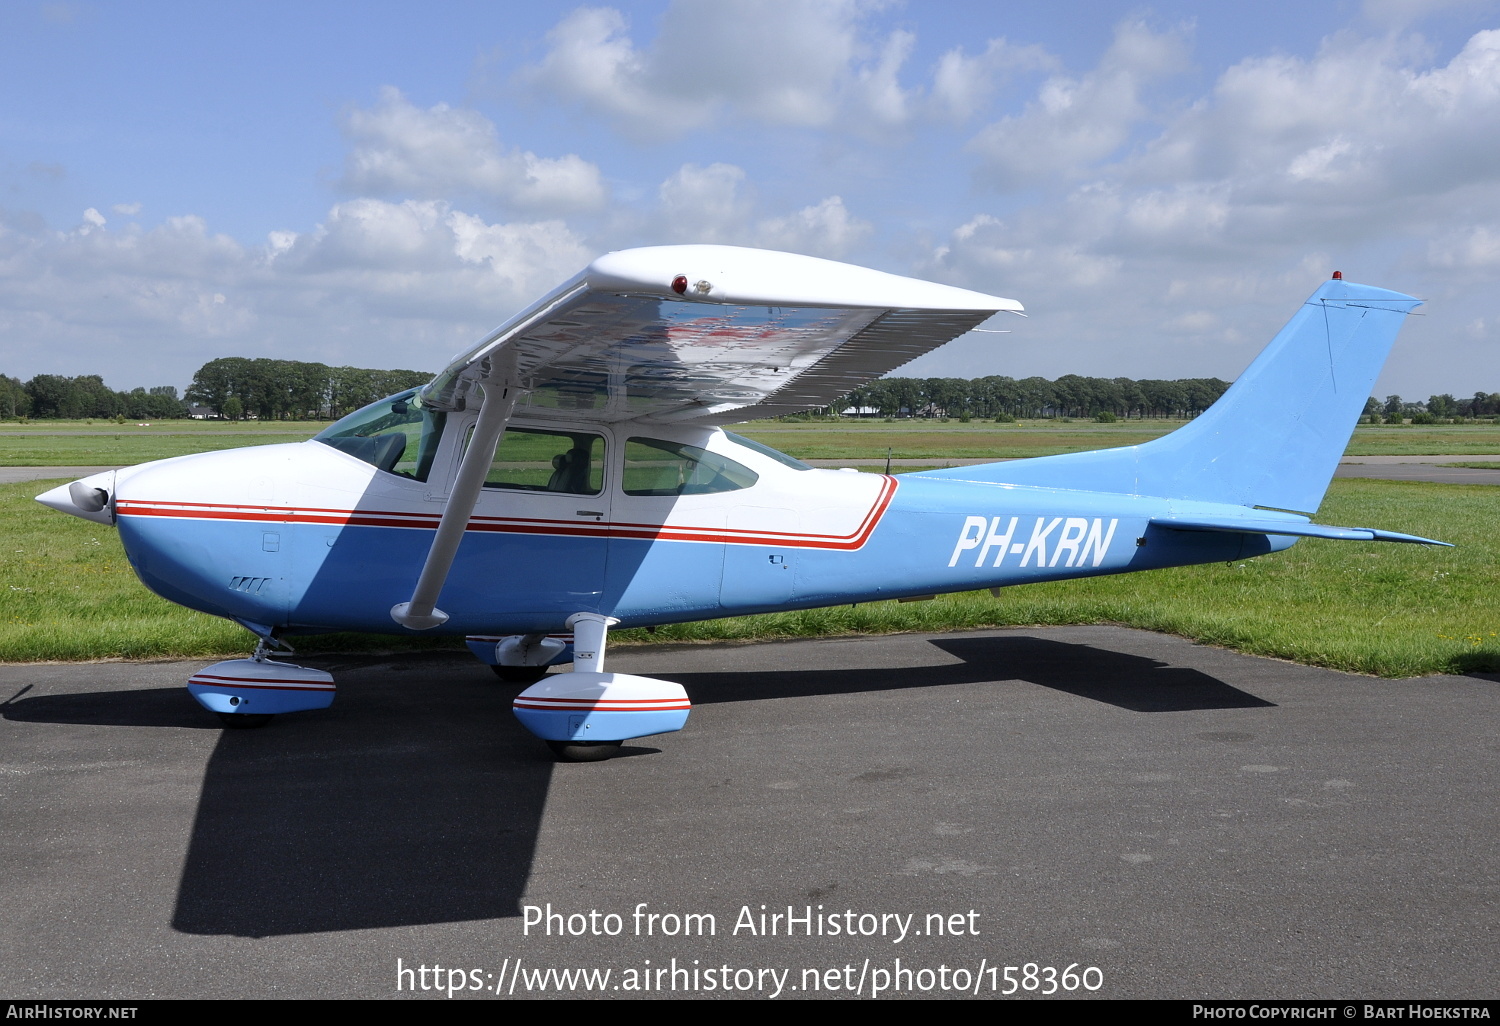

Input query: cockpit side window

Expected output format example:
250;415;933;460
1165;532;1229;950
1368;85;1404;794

464;426;606;495
622;437;759;496
313;389;447;482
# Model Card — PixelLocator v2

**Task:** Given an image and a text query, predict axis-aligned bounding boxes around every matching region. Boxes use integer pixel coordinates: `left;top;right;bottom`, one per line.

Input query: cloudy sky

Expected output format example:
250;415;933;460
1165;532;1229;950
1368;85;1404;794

4;0;1500;399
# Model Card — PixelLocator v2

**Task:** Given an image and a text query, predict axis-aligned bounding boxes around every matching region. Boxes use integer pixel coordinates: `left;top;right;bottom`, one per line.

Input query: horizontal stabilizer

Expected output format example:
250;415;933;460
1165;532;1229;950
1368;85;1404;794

1151;514;1450;546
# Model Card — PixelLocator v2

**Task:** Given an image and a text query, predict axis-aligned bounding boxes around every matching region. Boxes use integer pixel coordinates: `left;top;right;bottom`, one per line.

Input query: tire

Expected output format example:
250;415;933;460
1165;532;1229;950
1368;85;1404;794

546;740;621;762
492;664;550;684
216;712;274;729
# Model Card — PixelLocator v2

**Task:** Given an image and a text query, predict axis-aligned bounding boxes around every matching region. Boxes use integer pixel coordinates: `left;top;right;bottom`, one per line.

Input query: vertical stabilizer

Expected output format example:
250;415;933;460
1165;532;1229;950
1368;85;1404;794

922;278;1422;514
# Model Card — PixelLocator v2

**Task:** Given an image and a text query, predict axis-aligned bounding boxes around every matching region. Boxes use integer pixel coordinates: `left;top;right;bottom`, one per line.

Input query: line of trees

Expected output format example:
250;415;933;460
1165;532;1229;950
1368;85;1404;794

7;363;1500;425
184;358;431;421
1;360;433;421
839;375;1234;420
0;374;189;420
834;380;1500;423
1378;393;1500;423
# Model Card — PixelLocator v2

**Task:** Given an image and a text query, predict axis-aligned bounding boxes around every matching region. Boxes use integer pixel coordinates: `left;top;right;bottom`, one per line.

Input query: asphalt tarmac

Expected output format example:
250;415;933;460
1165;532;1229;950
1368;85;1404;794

2;627;1495;1000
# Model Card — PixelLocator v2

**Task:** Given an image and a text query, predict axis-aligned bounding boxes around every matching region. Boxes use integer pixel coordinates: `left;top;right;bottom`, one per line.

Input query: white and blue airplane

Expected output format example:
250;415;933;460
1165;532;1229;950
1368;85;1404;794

38;246;1443;760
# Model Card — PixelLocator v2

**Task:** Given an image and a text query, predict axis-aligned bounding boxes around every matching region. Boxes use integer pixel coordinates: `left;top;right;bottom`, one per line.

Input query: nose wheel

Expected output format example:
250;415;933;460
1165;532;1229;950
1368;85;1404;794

187;638;336;728
546;740;621;762
492;664;551;684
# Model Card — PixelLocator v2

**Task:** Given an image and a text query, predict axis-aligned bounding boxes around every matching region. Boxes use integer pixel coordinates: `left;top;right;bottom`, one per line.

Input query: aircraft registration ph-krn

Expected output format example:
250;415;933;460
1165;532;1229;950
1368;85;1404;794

38;245;1446;760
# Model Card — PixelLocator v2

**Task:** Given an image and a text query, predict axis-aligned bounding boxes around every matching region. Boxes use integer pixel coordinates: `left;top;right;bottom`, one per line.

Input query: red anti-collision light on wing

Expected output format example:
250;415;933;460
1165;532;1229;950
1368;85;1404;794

1331;271;1343;280
671;274;688;294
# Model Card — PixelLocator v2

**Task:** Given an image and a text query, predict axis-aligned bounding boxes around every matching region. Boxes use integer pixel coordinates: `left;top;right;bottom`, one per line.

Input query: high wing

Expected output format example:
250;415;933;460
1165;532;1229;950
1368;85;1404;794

420;245;1022;424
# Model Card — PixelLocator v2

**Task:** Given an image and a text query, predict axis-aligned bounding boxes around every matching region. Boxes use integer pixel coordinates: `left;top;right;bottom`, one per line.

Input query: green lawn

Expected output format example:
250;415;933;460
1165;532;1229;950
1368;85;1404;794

5;417;1500;465
0;420;323;465
4;475;1496;676
735;419;1500;460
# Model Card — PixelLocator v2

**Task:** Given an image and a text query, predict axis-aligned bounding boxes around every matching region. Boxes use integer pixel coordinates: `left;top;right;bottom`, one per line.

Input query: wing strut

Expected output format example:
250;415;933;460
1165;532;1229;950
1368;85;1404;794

391;356;521;630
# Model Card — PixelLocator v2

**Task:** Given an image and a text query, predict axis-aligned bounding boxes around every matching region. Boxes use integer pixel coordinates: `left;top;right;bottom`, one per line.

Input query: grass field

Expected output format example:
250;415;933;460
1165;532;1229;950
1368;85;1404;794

735;419;1500;459
3;474;1496;676
5;417;1500;465
0;420;321;465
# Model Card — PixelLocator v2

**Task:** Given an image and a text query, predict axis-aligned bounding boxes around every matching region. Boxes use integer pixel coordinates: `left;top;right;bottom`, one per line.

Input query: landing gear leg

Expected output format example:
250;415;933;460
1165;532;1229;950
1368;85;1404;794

492;633;565;684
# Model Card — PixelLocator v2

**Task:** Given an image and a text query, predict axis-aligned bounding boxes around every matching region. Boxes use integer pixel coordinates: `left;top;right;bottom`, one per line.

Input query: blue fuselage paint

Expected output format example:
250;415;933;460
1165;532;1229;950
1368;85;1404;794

115;461;1289;637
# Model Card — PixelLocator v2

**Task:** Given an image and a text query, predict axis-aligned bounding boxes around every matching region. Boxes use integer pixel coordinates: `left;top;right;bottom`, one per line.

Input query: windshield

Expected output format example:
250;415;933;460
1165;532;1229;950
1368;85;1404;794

314;389;448;482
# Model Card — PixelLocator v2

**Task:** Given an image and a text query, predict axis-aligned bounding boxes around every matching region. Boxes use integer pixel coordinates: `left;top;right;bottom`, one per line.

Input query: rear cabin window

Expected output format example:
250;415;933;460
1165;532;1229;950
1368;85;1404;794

466;426;607;495
314;390;447;482
723;431;812;471
622;438;758;496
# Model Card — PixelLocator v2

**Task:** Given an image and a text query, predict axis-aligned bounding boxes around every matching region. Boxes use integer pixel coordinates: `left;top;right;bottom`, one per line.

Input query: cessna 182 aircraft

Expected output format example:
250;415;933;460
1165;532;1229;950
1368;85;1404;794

37;245;1442;760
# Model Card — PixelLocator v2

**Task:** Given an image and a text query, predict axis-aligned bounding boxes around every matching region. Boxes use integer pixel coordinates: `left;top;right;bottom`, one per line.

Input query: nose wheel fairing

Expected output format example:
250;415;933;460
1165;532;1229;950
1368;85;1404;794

186;659;336;717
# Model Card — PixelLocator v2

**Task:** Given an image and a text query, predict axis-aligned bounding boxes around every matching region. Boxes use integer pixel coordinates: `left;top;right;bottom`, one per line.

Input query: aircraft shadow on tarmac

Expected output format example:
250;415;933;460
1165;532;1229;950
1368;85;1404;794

5;660;558;938
1;684;219;729
672;635;1275;714
2;635;1269;938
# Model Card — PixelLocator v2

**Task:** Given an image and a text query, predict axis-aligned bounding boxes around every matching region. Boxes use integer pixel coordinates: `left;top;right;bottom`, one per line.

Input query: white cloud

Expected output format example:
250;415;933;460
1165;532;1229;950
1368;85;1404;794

945;23;1500;294
911;17;1500;392
646;162;872;258
931;37;1060;122
856;29;916;125
1125;29;1500;219
111;202;142;216
968;20;1193;190
522;0;922;137
1427;225;1500;269
0;199;595;385
447;213;593;296
654;163;753;243
756;196;872;258
342;87;606;214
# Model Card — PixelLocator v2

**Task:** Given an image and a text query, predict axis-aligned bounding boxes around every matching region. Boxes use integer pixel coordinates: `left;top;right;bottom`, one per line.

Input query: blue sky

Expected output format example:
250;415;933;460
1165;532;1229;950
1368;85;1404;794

4;0;1500;400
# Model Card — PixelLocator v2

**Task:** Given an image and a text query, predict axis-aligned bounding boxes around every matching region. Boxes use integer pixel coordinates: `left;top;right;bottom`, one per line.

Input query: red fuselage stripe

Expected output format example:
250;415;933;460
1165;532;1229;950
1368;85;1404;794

514;701;691;711
189;680;336;692
116;476;896;551
512;696;690;705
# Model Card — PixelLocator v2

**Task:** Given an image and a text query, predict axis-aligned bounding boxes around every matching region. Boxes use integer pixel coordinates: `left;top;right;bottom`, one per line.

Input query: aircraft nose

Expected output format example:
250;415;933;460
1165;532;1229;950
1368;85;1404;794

35;470;117;526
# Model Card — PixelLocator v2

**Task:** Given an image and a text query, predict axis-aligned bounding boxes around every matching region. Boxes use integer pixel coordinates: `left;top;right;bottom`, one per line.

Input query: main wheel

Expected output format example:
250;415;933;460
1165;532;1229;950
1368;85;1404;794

546;740;621;762
492;664;550;684
216;712;274;729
